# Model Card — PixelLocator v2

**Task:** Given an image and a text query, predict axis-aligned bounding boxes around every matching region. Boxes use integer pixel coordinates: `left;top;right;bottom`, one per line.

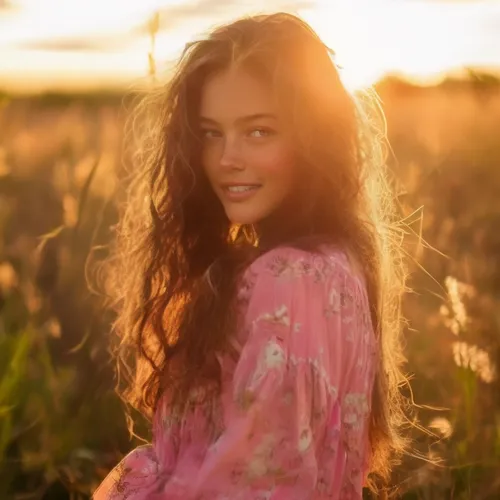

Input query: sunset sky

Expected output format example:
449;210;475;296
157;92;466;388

0;0;499;92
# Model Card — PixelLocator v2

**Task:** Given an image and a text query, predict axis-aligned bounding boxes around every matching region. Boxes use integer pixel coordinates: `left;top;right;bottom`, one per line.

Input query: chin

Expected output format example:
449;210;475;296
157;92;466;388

228;215;260;225
225;208;264;226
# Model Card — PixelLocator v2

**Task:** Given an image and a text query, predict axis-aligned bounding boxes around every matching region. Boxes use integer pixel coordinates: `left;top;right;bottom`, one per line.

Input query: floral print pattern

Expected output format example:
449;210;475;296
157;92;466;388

94;246;377;499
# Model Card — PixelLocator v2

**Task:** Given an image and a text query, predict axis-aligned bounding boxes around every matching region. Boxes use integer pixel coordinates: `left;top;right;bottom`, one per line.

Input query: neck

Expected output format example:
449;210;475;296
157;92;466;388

256;203;315;251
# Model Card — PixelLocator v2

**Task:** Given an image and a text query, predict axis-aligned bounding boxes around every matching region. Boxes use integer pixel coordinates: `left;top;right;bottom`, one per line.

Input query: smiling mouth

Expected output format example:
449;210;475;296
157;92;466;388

225;185;261;193
221;184;262;202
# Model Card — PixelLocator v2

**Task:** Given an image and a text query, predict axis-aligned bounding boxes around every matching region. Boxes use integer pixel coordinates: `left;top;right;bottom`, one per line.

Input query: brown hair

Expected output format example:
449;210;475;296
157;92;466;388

100;12;409;494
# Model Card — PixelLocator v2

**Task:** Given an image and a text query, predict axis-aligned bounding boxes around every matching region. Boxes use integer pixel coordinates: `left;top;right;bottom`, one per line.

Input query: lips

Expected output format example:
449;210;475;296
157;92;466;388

221;183;261;190
226;185;260;193
220;183;262;202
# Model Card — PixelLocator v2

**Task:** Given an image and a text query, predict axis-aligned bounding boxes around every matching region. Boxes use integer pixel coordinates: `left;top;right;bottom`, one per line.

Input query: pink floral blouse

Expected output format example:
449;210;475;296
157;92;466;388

94;246;377;499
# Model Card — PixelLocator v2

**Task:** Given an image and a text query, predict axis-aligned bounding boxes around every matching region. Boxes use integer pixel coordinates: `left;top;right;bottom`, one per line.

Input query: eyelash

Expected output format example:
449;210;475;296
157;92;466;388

201;129;222;139
201;127;275;139
249;127;274;138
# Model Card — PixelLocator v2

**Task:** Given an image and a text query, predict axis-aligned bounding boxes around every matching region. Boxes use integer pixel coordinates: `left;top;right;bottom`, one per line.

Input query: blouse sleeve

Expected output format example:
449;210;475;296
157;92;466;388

187;247;376;499
94;247;376;500
93;445;165;500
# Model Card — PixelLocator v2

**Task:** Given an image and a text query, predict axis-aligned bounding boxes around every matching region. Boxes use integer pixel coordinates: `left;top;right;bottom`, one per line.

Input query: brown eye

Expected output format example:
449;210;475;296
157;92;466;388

249;128;274;138
202;129;222;139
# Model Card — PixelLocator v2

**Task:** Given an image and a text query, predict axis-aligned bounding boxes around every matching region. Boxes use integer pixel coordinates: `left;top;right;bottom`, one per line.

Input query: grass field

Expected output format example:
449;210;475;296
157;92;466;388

0;73;499;499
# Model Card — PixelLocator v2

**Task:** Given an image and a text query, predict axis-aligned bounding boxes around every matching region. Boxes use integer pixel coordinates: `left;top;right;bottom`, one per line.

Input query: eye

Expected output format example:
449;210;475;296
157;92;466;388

201;128;222;139
249;128;274;138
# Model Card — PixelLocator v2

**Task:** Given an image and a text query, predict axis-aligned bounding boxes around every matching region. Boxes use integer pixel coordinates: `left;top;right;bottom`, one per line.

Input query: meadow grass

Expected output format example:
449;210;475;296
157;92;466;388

0;74;499;498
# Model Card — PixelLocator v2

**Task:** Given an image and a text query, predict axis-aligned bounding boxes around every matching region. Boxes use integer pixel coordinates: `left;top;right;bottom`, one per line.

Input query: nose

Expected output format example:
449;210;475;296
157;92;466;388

219;135;244;170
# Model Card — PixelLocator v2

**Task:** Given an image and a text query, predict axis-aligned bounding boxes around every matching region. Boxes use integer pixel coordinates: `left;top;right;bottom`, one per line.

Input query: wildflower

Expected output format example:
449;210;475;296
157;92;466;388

452;341;496;383
440;276;474;335
429;417;453;438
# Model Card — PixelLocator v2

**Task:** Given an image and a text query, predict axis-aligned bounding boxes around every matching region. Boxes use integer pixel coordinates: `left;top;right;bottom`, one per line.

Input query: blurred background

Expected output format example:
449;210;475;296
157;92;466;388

1;0;499;498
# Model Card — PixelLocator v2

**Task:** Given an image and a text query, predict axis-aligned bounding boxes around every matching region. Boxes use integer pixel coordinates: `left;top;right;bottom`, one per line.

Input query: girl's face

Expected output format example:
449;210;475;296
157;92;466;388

199;66;298;225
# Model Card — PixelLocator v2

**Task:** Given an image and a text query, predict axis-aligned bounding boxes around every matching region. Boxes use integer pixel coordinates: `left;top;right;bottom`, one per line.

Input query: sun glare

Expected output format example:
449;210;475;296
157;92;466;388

0;1;189;46
298;0;475;90
0;0;498;92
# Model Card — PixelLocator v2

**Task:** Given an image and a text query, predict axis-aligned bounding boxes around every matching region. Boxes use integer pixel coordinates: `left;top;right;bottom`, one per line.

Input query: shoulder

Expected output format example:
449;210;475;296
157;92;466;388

236;245;374;385
243;244;363;290
236;245;375;386
238;245;368;325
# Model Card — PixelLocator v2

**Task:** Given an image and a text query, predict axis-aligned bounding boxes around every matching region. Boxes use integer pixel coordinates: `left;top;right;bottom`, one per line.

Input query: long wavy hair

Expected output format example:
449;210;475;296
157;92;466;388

99;11;409;494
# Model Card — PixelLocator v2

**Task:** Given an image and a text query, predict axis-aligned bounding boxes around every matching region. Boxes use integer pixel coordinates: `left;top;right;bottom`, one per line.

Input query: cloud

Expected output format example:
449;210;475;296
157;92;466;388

14;36;133;52
132;0;314;35
5;0;313;53
10;0;314;52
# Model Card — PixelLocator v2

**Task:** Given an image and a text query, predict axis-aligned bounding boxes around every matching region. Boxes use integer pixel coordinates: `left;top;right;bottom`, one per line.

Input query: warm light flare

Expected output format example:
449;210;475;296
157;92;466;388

0;0;499;92
0;0;183;46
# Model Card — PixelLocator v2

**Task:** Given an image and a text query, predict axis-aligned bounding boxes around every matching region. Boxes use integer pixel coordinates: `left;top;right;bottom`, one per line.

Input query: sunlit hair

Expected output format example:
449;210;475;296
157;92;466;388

99;12;409;495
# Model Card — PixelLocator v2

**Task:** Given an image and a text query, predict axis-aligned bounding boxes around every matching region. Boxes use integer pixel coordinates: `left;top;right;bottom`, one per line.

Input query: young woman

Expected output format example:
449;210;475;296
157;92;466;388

94;11;408;500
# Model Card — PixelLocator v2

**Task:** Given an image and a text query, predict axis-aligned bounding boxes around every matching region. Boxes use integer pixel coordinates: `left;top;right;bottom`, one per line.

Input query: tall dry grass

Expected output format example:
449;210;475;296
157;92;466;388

0;72;499;498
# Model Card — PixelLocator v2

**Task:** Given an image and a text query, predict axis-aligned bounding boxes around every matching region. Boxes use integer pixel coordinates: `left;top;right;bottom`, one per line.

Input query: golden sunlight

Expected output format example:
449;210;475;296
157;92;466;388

0;0;499;92
299;0;499;90
0;0;181;44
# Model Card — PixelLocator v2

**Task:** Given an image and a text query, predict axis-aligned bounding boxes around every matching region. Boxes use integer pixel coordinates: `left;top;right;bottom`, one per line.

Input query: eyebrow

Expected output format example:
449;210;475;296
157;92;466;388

199;113;278;125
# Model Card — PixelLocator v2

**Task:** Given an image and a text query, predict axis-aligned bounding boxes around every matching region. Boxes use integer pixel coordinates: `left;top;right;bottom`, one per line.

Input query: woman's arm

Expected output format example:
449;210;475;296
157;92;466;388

93;445;165;499
186;247;374;499
94;247;375;499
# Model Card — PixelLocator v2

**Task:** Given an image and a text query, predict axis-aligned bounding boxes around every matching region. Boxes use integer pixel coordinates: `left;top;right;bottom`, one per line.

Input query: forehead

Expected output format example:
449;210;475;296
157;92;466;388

199;66;279;120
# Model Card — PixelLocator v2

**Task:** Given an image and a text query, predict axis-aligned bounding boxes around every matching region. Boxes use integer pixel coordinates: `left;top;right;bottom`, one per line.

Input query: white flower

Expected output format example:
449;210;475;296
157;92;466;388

298;428;312;453
258;305;290;326
247;434;275;478
343;393;370;422
343;413;358;425
263;340;286;369
328;287;341;312
141;461;158;474
249;341;285;387
248;457;267;478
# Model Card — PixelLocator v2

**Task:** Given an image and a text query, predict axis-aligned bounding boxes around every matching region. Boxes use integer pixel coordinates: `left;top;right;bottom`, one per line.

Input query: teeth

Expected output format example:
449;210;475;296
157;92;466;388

227;185;259;193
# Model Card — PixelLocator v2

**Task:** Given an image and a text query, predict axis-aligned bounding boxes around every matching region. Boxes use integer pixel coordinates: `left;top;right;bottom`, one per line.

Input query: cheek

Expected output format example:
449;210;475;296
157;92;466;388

201;145;221;179
256;143;297;185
